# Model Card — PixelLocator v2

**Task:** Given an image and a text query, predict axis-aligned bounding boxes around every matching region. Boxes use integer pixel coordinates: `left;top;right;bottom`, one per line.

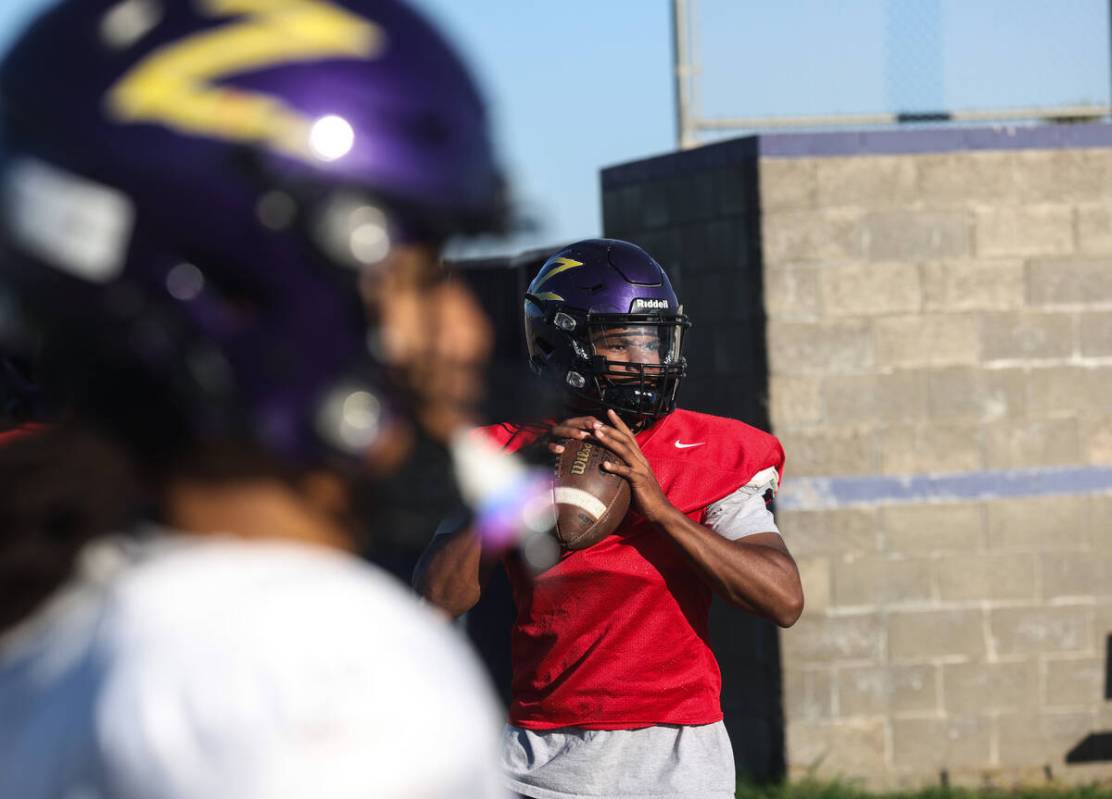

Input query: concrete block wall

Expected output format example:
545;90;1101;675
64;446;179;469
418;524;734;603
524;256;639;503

764;136;1112;790
602;126;1112;789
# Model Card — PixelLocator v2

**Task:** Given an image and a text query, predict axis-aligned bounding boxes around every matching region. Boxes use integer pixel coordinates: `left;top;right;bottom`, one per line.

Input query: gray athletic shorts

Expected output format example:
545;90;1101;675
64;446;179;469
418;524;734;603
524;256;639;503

502;722;736;799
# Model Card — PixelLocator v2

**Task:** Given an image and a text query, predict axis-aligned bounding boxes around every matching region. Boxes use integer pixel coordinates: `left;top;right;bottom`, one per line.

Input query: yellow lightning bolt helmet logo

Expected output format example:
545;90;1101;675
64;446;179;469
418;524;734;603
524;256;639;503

532;256;583;290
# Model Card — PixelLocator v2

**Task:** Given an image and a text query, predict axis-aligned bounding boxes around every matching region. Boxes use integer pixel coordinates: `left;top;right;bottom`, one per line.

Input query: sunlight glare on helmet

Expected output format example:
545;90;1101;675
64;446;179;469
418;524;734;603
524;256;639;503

340;391;381;443
309;115;355;161
317;385;383;453
315;195;392;269
166;262;204;301
256;191;297;231
348;205;391;265
100;0;163;50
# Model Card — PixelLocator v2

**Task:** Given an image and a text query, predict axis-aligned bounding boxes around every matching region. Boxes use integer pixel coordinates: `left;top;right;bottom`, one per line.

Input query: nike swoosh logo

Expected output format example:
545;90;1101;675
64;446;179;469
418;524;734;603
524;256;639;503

674;441;705;449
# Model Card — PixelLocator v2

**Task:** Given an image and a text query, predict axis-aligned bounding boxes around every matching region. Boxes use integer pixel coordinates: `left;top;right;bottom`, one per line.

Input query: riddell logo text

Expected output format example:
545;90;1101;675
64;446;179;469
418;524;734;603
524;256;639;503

571;443;593;475
630;298;669;312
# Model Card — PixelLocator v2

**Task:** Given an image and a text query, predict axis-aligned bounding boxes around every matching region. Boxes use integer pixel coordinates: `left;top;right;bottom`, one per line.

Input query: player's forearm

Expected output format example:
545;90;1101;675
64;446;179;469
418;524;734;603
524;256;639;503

652;506;804;627
412;529;484;618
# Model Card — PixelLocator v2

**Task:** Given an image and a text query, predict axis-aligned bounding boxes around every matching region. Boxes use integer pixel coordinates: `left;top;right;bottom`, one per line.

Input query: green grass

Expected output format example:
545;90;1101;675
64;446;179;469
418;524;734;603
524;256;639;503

735;781;1112;799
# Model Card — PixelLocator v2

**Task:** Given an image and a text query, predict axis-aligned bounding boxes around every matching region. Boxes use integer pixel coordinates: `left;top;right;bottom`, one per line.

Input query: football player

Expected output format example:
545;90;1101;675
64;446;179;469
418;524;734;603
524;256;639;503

0;0;516;796
415;238;804;799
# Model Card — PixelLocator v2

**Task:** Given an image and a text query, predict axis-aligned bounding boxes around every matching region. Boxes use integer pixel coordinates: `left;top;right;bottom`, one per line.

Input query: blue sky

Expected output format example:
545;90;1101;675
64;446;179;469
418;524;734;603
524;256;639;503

1;1;1109;256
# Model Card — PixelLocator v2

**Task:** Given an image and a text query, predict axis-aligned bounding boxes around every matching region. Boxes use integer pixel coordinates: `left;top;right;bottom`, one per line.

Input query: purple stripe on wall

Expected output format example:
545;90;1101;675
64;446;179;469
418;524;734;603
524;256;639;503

777;465;1112;512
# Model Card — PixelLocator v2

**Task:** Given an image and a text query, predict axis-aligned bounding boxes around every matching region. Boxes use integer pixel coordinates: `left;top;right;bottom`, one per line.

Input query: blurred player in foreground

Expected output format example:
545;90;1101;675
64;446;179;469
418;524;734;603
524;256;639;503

0;0;518;796
416;239;805;799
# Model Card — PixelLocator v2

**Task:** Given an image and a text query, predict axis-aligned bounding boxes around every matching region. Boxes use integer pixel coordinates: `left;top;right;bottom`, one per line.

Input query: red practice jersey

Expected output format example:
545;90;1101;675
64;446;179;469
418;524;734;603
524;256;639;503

480;408;785;730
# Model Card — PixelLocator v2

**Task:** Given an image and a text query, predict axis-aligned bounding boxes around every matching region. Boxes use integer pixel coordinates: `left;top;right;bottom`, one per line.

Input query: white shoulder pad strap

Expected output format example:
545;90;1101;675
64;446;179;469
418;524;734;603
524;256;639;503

744;466;780;502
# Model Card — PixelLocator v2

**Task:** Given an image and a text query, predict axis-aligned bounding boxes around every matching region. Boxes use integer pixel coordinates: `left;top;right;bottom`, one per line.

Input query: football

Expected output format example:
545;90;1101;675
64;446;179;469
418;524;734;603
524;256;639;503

552;437;631;550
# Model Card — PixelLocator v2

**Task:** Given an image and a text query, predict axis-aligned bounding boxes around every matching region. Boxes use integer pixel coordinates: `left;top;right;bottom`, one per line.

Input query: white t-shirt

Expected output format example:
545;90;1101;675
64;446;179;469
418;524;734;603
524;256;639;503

703;467;780;541
0;532;509;799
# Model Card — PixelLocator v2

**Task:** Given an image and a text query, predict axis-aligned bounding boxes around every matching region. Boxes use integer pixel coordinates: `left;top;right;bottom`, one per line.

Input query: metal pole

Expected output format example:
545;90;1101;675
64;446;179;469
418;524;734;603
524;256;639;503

689;0;700;143
671;0;695;149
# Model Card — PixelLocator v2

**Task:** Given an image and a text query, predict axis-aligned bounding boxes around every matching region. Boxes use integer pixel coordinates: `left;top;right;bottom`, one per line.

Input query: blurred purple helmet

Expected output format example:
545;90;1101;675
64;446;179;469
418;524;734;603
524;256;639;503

523;239;690;426
0;0;506;462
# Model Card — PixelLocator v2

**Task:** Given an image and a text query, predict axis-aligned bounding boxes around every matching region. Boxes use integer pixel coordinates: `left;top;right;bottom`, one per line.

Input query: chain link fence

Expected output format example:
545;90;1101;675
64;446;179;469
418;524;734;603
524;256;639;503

677;0;1112;145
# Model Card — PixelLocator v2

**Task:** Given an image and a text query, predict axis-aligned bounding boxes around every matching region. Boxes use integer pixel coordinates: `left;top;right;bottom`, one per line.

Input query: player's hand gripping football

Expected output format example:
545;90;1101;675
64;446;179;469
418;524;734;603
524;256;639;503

549;409;671;524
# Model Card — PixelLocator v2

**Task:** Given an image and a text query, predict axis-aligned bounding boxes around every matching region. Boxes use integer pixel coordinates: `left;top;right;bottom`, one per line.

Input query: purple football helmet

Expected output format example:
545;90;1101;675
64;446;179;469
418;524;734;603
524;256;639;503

0;0;506;462
523;239;690;426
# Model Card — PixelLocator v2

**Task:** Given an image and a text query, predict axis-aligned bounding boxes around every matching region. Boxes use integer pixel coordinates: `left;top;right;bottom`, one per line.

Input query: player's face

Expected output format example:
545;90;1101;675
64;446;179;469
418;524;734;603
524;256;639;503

360;244;493;442
590;326;663;372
